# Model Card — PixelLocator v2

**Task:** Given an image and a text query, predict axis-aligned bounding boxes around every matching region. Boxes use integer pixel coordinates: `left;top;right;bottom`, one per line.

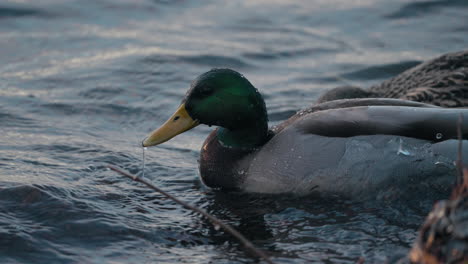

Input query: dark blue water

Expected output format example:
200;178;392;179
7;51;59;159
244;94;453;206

1;0;467;263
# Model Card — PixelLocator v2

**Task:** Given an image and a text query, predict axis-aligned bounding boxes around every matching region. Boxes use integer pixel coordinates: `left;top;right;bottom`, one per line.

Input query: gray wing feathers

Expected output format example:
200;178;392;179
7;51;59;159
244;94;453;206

294;106;468;141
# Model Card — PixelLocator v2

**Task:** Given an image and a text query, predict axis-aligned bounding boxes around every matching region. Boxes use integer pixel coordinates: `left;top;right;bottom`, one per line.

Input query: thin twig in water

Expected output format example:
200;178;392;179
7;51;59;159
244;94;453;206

456;114;464;186
108;165;275;264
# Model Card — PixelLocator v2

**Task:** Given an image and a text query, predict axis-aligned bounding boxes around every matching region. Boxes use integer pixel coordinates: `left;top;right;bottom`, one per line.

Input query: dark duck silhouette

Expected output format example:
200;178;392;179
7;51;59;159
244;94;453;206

317;50;468;107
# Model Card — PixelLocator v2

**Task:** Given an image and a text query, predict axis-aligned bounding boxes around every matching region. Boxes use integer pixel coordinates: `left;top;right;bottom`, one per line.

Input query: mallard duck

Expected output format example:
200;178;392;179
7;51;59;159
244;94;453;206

143;68;468;197
317;50;468;107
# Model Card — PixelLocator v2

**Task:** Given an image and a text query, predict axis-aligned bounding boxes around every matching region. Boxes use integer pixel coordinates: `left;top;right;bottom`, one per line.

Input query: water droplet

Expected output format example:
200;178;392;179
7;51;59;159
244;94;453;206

434;161;451;168
436;133;443;139
142;147;146;178
214;224;220;231
397;138;411;156
398;149;411;156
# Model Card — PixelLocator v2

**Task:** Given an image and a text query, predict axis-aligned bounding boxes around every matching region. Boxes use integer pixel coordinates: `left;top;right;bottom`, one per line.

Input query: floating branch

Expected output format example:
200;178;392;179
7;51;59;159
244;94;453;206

108;165;275;264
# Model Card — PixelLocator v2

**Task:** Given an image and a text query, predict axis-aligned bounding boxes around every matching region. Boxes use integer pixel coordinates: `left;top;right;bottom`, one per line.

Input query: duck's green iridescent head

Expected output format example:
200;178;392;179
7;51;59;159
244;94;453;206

142;69;269;148
185;69;267;130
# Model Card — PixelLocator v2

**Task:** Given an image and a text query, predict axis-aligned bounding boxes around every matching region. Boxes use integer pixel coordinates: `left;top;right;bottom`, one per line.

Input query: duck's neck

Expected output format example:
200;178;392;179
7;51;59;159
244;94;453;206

217;123;269;149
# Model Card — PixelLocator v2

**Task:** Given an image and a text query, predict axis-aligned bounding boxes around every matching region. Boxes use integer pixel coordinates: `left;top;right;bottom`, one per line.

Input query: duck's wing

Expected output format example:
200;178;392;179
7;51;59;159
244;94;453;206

294;106;468;142
369;50;468;107
273;98;437;133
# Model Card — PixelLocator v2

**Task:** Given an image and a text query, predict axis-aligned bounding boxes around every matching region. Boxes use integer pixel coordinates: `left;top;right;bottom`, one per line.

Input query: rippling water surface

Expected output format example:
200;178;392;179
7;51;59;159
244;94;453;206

1;0;468;263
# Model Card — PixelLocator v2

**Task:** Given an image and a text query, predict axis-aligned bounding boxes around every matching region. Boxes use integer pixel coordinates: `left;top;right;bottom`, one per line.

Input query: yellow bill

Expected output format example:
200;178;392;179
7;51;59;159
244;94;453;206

142;103;199;147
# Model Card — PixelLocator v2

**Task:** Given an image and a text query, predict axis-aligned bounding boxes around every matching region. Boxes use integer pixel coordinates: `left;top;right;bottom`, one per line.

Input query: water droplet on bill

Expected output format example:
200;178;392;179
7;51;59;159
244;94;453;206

141;147;147;179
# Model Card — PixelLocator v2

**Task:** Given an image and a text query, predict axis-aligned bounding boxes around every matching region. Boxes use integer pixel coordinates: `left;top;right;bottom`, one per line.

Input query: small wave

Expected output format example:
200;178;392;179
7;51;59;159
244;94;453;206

180;55;251;69
79;87;125;100
39;102;146;117
339;60;421;81
39;102;79;115
297;76;347;84
243;47;339;61
386;0;468;19
0;111;36;128
0;6;46;18
142;54;251;69
0;184;64;206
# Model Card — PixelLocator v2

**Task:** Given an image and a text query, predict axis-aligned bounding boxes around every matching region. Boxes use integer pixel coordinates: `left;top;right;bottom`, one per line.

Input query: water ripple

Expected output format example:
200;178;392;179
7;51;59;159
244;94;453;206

181;55;252;68
0;110;36;128
1;0;467;263
0;5;46;18
339;60;422;80
386;0;468;19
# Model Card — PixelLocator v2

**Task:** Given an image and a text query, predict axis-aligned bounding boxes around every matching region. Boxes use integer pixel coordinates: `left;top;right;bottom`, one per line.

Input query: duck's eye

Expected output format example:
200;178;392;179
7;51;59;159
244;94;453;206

199;86;214;96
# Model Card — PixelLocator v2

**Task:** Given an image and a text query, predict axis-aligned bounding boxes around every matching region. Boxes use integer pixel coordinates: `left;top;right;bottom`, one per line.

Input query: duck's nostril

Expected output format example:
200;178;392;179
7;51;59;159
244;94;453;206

173;116;180;121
